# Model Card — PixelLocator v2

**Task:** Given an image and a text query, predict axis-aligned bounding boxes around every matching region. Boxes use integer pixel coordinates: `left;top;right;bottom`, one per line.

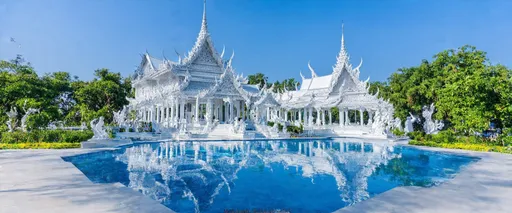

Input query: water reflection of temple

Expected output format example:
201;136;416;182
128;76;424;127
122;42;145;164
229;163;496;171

115;140;398;211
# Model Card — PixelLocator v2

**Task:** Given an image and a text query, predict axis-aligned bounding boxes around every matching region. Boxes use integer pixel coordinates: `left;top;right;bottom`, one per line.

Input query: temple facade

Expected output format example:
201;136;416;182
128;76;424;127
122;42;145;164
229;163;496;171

274;25;395;137
128;2;395;138
129;2;260;131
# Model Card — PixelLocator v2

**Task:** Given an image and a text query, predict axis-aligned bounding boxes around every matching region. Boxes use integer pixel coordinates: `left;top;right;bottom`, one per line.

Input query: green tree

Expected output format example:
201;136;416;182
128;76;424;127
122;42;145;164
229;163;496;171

72;68;132;124
247;73;268;89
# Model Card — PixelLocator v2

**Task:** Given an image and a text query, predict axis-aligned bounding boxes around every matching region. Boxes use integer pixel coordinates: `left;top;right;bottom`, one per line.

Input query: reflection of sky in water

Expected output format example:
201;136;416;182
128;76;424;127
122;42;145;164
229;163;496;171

64;139;478;213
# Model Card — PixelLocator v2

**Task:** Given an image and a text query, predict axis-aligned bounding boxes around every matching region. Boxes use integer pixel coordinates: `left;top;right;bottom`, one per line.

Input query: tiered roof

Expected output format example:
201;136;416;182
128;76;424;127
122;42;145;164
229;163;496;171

132;0;257;103
277;25;392;111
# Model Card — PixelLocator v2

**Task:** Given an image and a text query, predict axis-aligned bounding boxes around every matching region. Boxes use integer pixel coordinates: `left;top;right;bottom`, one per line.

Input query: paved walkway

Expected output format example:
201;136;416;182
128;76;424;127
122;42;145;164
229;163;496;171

0;149;173;213
1;146;511;213
336;146;512;213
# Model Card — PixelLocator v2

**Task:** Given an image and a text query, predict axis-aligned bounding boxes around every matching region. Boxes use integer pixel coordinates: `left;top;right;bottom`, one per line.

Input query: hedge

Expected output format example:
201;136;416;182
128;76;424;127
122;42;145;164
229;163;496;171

0;130;93;144
0;142;81;149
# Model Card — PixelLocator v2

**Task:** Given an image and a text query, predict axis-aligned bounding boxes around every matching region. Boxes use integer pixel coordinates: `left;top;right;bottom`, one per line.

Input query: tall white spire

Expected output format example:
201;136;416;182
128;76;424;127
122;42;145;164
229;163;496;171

182;0;224;66
201;0;207;33
341;22;345;53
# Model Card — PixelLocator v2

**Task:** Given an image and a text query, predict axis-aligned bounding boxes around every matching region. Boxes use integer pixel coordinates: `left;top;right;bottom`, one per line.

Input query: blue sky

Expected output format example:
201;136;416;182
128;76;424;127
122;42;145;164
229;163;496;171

1;0;511;82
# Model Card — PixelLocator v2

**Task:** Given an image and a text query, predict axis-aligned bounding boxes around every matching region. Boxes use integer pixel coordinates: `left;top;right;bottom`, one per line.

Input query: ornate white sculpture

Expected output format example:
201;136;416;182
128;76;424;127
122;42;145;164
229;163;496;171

5;107;18;132
392;118;402;131
422;103;444;134
113;106;128;128
21;108;40;132
404;113;420;134
90;117;109;140
371;110;386;136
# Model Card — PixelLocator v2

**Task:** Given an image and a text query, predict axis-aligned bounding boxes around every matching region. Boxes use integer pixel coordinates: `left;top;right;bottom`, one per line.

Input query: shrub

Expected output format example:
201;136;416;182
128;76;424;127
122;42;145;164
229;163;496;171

430;130;456;143
392;128;405;136
407;131;425;140
0;130;93;143
266;121;283;131
0;142;80;149
287;125;304;135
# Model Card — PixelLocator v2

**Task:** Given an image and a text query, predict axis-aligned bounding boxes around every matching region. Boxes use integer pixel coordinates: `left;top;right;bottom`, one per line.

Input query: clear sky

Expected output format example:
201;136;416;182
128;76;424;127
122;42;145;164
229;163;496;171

1;0;511;82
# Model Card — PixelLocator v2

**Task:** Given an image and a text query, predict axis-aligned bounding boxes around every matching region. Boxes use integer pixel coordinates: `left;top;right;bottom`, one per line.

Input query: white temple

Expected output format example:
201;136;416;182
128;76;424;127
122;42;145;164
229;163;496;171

128;1;396;139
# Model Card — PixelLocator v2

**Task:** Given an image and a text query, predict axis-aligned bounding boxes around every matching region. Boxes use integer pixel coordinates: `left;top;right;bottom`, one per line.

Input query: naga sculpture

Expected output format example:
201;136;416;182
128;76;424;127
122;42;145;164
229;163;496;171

404;113;420;134
113;106;128;128
21;108;40;132
422;103;444;134
5;107;18;132
90;117;109;140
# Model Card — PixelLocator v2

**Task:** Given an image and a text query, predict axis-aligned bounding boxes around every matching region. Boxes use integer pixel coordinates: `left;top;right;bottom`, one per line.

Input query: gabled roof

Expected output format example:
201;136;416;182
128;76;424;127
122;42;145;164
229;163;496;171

180;1;224;68
197;58;252;102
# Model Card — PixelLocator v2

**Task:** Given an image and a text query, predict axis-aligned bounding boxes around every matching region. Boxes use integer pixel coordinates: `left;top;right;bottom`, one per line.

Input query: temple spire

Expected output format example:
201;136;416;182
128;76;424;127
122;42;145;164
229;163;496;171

341;21;345;53
201;0;208;33
335;21;349;69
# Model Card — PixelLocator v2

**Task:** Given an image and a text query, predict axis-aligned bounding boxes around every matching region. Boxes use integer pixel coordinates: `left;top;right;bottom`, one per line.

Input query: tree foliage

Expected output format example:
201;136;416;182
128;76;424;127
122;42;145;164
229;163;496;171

0;55;132;131
378;45;512;134
247;73;300;93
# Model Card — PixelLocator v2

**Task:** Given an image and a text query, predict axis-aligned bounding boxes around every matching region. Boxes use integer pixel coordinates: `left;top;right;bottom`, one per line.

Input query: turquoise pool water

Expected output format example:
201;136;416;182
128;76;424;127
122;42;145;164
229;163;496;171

64;139;478;213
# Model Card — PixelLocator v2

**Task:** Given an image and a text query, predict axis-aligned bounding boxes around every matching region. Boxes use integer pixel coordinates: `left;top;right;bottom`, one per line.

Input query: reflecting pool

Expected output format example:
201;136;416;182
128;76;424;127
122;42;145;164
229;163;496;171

64;139;478;213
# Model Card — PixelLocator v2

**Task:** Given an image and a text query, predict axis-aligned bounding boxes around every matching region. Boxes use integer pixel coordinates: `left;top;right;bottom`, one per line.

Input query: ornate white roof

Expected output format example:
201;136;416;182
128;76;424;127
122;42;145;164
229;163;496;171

279;25;392;111
132;1;261;104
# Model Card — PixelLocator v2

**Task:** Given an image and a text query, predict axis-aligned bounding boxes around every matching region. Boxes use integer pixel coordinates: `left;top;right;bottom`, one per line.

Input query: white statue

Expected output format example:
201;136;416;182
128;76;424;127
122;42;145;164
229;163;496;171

179;119;187;134
422;103;444;134
152;121;161;133
113;106;128;128
404;112;420;134
392;118;403;131
90;117;109;140
371;110;386;136
21;108;40;132
282;122;288;134
5;107;18;132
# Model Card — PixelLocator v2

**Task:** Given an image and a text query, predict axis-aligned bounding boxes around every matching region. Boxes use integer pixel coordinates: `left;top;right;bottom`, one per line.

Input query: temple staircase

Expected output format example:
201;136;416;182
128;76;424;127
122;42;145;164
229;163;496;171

207;124;243;140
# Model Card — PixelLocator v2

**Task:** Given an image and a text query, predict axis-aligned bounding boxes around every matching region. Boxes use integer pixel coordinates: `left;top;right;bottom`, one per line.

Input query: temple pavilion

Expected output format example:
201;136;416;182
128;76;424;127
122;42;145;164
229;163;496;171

128;1;395;138
130;1;261;128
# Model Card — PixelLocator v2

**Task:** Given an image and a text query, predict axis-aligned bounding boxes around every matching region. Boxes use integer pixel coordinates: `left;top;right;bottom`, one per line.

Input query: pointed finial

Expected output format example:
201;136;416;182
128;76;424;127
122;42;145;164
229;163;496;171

341;21;345;51
202;0;207;27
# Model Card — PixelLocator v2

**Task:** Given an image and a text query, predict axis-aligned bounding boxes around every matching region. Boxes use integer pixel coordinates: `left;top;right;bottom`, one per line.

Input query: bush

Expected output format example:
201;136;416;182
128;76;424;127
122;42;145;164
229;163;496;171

267;121;283;131
286;125;304;135
409;140;512;154
392;128;405;136
430;130;456;143
0;130;93;143
407;131;426;140
0;142;80;149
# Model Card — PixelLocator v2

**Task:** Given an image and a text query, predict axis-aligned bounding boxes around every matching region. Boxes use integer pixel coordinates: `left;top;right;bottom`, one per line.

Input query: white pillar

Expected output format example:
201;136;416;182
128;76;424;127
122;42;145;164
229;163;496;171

229;101;234;122
322;110;326;126
206;99;213;123
285;110;288;121
316;109;321;125
195;96;200;123
180;101;185;120
309;108;313;126
360;109;364;126
328;110;332;125
242;102;246;120
345;109;349;125
298;109;302;124
339;107;344;127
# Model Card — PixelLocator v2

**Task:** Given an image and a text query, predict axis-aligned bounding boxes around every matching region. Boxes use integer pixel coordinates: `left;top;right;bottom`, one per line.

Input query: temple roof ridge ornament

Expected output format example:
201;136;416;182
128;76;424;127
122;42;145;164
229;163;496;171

181;0;224;68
